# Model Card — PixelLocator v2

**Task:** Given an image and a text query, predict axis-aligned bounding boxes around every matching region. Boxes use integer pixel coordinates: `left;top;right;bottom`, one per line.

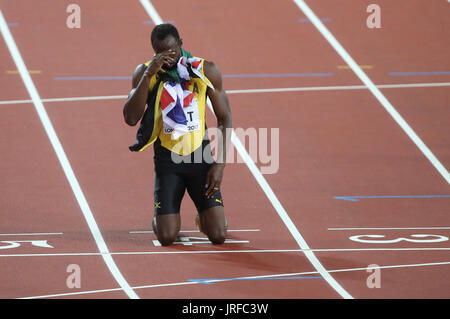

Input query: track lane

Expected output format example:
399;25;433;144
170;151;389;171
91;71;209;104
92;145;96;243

286;0;450;297
316;250;450;298
2;0;336;299
229;80;450;297
0;95;126;299
0;32;29;100
303;0;450;85
0;256;127;299
2;0;449;299
380;87;450;169
0;0;154;99
301;0;450;173
145;0;362;91
0;2;135;298
40;97;342;298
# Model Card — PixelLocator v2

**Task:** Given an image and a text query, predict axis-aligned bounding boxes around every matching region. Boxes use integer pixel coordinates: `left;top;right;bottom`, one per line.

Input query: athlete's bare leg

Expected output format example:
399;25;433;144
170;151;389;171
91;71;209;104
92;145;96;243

197;206;227;244
152;214;181;246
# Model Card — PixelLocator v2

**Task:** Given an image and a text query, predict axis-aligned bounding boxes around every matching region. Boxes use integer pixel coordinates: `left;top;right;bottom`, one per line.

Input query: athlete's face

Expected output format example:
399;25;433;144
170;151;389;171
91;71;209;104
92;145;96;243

152;35;182;70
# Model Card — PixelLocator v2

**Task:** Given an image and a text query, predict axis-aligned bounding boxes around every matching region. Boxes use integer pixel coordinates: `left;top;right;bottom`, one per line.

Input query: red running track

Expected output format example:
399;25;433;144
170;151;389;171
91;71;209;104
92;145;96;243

0;0;449;299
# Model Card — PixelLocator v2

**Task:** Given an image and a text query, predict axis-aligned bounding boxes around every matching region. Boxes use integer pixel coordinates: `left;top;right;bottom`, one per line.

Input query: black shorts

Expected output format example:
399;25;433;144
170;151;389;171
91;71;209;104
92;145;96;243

153;162;224;215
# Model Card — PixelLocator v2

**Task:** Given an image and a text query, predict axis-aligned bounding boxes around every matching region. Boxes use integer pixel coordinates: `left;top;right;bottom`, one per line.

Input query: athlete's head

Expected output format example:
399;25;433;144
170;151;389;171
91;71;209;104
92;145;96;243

151;23;182;70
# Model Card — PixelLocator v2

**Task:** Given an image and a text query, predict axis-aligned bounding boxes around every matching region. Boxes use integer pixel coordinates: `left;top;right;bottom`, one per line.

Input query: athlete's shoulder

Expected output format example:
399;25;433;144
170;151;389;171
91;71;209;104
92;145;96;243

203;60;222;88
132;63;147;87
134;63;147;75
203;60;221;76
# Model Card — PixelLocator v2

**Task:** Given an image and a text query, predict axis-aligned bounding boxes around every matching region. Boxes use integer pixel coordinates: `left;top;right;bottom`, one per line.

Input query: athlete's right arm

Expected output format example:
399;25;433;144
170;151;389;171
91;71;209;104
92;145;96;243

123;50;176;126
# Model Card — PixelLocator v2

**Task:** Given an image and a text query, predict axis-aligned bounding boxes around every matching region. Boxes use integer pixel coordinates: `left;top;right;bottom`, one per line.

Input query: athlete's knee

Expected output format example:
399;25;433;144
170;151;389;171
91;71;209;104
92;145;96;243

153;217;179;246
208;228;227;245
156;231;178;246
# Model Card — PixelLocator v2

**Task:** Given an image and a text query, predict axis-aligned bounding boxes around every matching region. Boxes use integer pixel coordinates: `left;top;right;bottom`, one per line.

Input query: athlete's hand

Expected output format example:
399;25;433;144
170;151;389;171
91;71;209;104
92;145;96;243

205;163;225;198
144;49;177;77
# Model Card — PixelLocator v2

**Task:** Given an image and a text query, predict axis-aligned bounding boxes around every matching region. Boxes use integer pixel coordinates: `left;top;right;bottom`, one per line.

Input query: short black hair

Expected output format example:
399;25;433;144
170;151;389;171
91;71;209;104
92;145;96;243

151;23;180;44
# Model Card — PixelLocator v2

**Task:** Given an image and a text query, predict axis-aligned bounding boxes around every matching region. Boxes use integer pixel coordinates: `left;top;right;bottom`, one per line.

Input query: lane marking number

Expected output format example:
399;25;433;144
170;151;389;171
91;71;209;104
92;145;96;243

0;240;54;249
349;234;449;244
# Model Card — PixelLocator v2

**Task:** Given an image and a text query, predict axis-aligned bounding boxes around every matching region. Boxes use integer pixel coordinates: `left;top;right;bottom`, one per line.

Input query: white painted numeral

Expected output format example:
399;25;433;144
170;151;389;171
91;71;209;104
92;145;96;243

349;234;448;244
0;240;54;249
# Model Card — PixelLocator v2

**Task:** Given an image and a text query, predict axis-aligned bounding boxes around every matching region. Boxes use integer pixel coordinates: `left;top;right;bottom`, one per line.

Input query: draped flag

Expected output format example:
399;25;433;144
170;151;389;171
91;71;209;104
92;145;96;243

129;50;214;152
160;56;213;140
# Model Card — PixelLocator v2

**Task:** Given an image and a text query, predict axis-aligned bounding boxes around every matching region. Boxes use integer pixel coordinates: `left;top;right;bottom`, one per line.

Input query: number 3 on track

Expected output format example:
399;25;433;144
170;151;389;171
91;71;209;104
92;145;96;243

0;240;54;249
349;234;448;244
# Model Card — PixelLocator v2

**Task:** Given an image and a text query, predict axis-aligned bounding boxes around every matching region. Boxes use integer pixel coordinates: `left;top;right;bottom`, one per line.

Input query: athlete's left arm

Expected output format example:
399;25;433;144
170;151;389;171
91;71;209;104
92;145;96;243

204;60;232;198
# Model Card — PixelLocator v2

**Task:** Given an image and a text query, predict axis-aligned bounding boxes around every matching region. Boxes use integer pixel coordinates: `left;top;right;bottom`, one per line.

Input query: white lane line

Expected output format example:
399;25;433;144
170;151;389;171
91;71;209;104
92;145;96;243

0;232;63;236
293;0;450;184
328;227;450;231
0;10;138;299
5;82;449;105
20;260;450;299
2;247;450;258
376;82;450;89
0;95;128;105
139;0;163;24
228;82;450;94
141;0;352;299
1;82;450;105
